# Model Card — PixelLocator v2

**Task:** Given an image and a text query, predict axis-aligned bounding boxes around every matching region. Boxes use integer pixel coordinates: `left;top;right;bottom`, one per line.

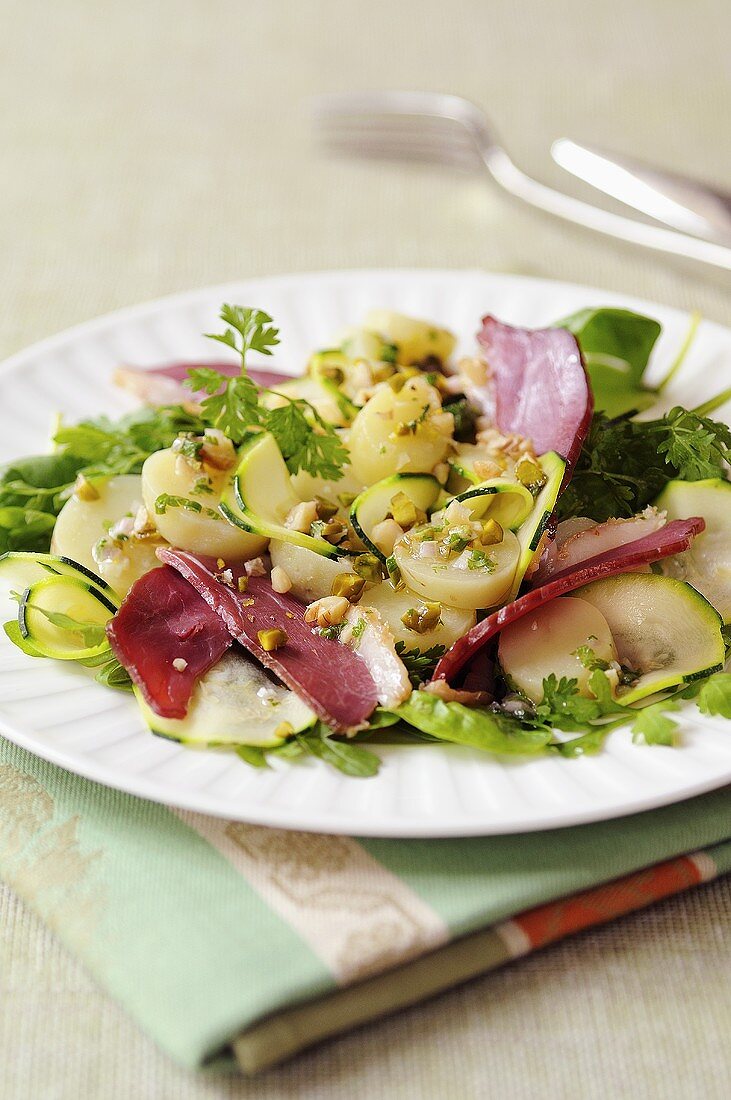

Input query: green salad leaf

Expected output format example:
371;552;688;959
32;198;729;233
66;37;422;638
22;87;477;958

557;403;731;523
696;673;731;718
557;307;662;417
297;726;381;776
395;691;552;754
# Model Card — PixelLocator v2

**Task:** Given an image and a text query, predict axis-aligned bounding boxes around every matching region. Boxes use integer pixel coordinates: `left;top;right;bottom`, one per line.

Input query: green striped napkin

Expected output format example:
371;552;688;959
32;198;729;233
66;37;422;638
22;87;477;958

0;735;728;1074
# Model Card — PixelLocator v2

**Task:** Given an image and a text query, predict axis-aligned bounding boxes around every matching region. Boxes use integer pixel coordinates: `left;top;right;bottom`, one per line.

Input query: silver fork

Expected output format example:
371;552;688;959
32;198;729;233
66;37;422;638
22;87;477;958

312;90;731;275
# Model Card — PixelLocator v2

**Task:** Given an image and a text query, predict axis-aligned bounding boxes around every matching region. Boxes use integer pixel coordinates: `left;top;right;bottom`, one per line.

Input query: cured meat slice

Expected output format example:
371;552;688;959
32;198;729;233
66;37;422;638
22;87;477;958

107;565;232;718
477;318;593;481
432;517;704;684
159;549;379;733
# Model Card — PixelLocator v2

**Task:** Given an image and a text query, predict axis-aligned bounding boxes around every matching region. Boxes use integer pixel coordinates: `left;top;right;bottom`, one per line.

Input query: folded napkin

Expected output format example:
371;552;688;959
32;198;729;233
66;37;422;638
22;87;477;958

0;735;728;1074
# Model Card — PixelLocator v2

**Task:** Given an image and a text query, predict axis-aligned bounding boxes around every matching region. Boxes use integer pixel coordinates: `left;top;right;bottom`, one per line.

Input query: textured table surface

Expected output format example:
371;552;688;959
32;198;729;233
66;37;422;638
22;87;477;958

1;1;730;1096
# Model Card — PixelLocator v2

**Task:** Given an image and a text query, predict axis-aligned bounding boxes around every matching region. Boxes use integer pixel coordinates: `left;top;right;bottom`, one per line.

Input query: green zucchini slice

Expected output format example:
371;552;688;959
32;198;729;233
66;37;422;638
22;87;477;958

0;551;118;603
350;473;441;561
653;478;731;623
506;451;566;600
453;479;534;530
577;573;725;705
220;432;350;560
137;649;316;749
18;574;116;661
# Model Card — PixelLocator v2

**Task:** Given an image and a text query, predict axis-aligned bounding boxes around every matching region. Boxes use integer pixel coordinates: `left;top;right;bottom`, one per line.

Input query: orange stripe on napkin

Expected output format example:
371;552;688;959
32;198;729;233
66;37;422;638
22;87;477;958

496;851;717;957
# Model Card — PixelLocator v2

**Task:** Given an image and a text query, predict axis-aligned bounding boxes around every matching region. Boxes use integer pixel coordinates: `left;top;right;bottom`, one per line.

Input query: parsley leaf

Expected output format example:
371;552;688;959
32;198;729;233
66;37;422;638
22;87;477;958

186;370;261;444
631;700;679;746
394;641;446;686
265;398;349;480
696;673;731;718
204;305;279;366
297;725;381;777
557;405;731;523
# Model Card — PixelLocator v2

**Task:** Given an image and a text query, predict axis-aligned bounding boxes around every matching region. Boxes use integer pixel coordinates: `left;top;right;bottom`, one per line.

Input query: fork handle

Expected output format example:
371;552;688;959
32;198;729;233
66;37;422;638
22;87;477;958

484;147;731;273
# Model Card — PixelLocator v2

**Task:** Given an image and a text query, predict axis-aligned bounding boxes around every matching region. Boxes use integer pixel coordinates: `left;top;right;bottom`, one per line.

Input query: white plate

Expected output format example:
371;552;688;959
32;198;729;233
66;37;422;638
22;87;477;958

0;269;729;837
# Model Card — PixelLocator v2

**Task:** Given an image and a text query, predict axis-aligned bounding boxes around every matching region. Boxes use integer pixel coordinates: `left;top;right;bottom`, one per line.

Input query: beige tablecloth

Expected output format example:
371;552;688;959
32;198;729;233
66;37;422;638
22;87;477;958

1;0;730;1095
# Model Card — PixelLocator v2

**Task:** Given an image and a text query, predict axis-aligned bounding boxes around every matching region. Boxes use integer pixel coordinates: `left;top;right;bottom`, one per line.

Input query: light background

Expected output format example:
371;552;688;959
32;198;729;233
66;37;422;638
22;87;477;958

1;1;730;1096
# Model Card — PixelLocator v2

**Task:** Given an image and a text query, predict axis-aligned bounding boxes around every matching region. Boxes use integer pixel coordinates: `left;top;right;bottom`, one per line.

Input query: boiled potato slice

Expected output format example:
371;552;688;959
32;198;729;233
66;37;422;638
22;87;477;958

348;376;452;485
394;526;520;611
363;582;475;649
498;596;618;703
364;310;456;365
142;440;267;560
52;473;165;596
268;540;356;603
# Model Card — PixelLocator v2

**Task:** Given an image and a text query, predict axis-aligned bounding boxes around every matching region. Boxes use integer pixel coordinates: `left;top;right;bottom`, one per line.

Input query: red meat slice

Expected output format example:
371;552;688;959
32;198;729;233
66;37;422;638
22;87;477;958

107;565;232;718
432;517;704;684
477;318;593;483
158;549;379;733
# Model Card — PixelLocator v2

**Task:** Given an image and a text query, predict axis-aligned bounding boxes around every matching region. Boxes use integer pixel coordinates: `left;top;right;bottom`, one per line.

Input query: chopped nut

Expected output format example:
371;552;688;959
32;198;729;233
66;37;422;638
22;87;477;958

458;356;490;388
389;492;425;531
372;518;405;557
217;568;234;587
433;461;449;484
274;721;295;740
330;572;366;601
401;601;442;634
200;431;236;471
216;558;225;570
480;519;504;546
172;657;188;672
133;504;158;538
473;458;503;480
315;497;339;520
285;500;319;533
304;595;350;628
352;553;383;583
244;557;268;577
257;627;288;652
429;410;455;436
73;474;100;502
270;566;292;594
318;518;349;545
237;575;249;593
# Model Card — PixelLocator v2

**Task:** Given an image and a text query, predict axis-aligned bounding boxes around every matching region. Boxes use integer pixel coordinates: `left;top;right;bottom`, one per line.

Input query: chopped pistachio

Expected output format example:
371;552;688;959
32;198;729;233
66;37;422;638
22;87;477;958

352;553;383;583
330;572;366;601
319;518;349;545
337;491;357;509
315;496;339;520
401;601;442;634
73;474;100;502
515;457;546;491
480;519;504;546
274;721;295;740
389;491;425;530
237;575;249;593
257;628;288;652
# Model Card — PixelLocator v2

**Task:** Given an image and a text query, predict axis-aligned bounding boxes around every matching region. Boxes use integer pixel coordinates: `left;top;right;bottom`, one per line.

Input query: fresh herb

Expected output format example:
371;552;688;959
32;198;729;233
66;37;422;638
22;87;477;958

395;691;552;755
186;304;348;479
557;403;731;523
265;399;348;480
467;548;495;571
26;605;108;649
572;645;610;672
154;493;218;518
297;725;381;777
91;656;133;692
394;641;446;686
697;672;731;718
443;395;478;443
631;700;680;746
557;307;662;417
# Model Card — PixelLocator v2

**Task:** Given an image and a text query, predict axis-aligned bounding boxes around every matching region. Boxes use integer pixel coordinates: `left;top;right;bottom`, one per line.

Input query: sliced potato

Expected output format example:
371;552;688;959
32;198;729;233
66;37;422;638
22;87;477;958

141;441;267;560
363;310;456;365
268;540;356;603
498;596;618;703
51;473;165;596
363;582;475;650
348;376;452;484
394;525;520;610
